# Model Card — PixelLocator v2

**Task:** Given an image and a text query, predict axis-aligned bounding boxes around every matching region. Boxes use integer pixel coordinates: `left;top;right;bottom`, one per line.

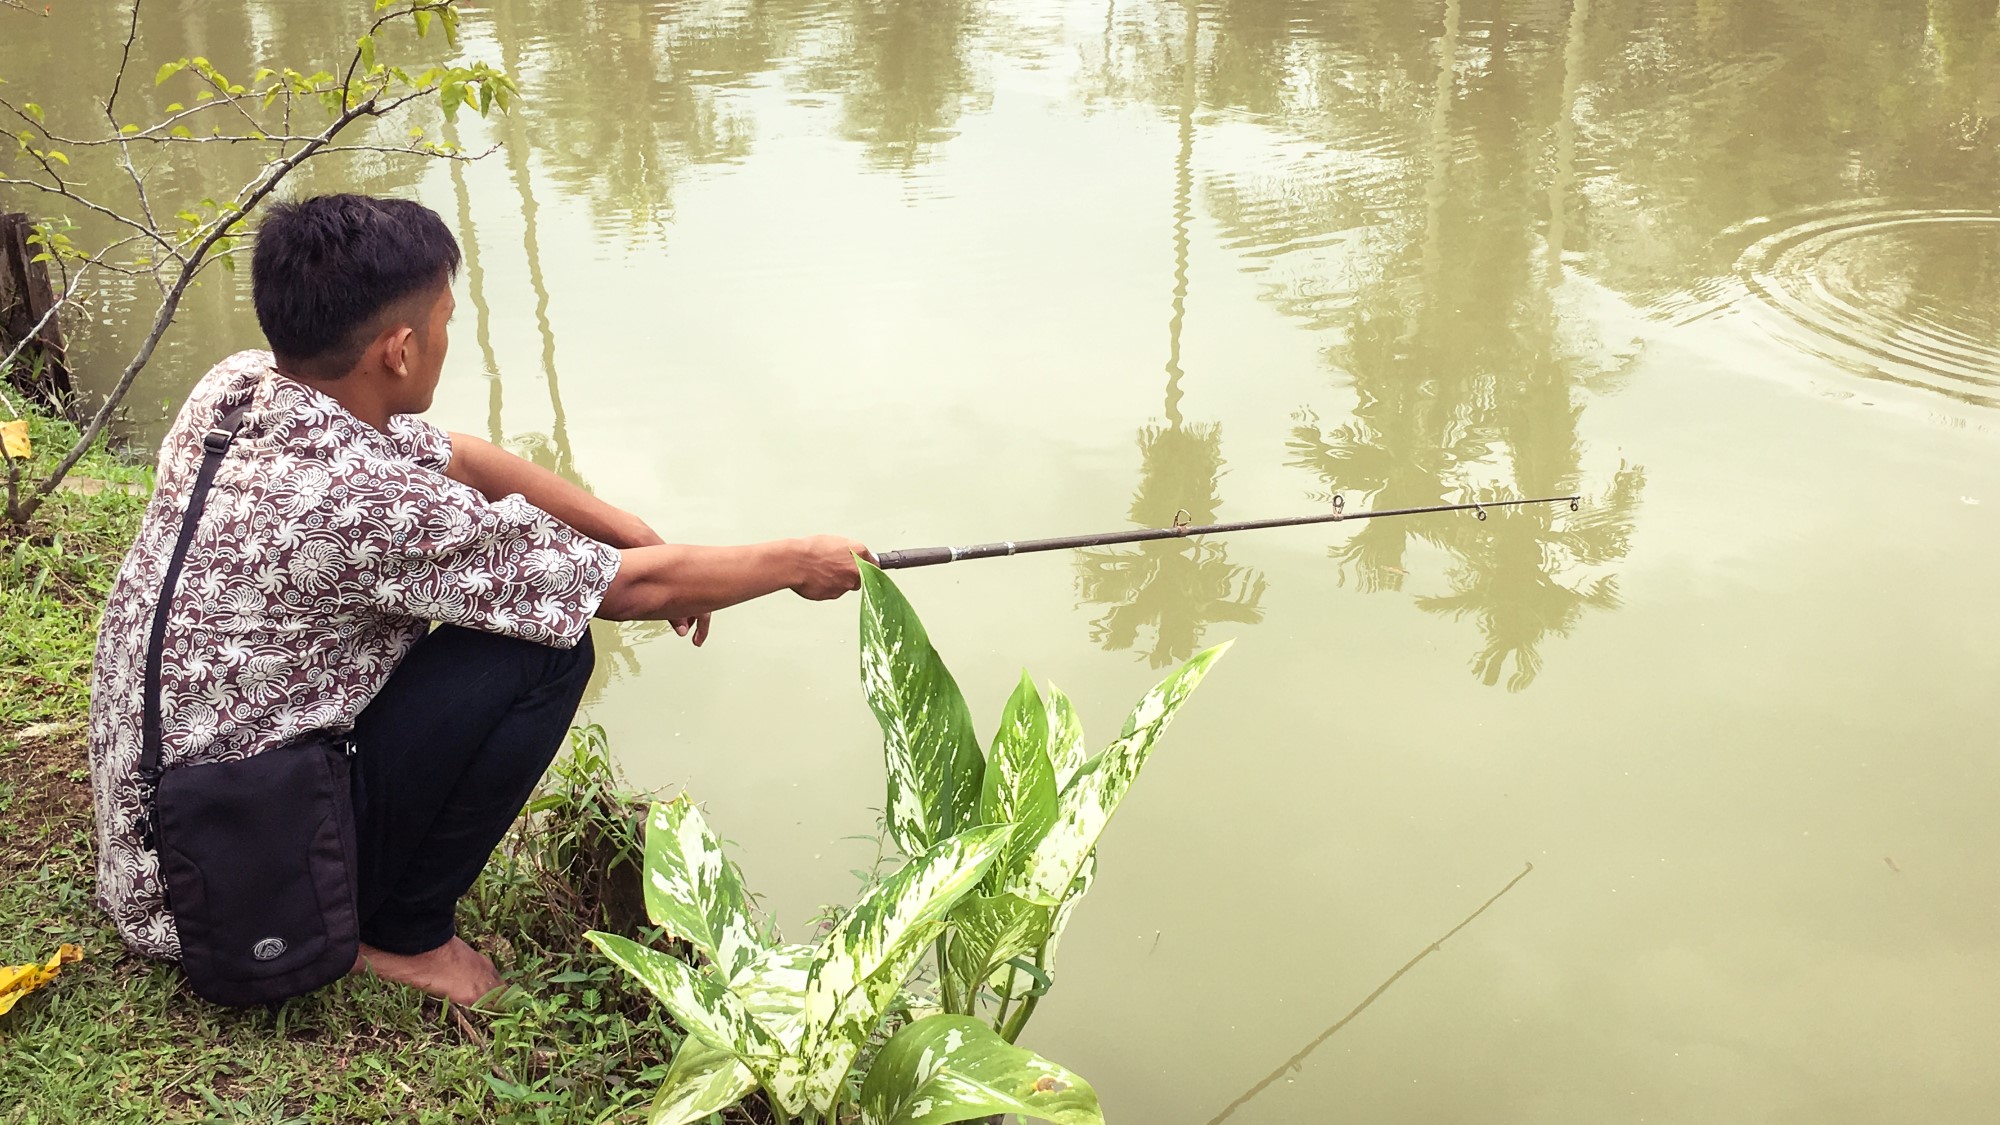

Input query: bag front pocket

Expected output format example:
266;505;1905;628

156;737;359;1006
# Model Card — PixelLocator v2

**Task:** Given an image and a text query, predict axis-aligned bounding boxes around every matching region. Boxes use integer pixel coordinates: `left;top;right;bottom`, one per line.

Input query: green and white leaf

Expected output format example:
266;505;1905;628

1005;643;1228;905
1044;684;1088;791
775;919;950;1114
858;1015;1104;1125
1043;853;1096;975
859;563;985;857
645;1037;757;1125
640;797;763;982
979;672;1057;882
785;824;1013;1112
639;941;817;1121
944;893;1049;1007
586;932;778;1065
733;943;813;1048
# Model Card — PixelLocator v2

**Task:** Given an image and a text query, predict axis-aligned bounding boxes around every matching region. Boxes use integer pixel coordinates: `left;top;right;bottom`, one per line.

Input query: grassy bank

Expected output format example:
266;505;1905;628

0;410;698;1124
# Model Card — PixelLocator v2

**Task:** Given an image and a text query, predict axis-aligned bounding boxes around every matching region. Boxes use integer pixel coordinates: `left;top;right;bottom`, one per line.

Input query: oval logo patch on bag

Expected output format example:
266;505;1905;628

252;938;288;962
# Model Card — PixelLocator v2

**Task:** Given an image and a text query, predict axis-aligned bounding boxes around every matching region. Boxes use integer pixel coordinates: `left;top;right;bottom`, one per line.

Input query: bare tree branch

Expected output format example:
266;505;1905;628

25;96;383;516
190;64;283;139
9;90;336;148
0;264;96;412
104;0;142;120
106;0;163;247
11;129;489;157
306;141;495;160
4;0;510;523
0;174;178;255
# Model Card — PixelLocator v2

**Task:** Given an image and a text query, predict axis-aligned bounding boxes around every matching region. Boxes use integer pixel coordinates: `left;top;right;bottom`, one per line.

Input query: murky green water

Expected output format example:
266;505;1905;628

11;0;2000;1118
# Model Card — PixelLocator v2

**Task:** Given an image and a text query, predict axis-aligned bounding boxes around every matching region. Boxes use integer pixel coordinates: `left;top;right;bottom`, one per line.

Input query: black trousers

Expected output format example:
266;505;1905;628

348;624;594;955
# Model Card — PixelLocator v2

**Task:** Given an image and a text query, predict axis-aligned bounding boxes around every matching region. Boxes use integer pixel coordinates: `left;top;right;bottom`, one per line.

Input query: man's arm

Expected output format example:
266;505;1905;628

598;536;873;622
445;432;871;641
443;431;662;548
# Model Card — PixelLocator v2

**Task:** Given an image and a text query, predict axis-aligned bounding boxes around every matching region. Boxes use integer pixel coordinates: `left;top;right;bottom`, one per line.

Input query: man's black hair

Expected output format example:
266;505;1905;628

251;194;461;379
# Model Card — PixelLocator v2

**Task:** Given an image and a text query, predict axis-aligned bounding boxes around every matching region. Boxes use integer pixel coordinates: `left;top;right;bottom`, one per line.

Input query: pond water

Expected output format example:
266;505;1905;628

10;0;2000;1119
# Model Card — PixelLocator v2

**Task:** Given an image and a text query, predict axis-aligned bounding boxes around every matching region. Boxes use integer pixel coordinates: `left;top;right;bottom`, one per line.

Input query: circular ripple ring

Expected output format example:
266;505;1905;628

1735;208;2000;407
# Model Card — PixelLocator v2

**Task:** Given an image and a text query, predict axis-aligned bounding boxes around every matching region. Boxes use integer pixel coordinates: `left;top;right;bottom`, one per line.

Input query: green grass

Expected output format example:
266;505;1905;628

0;407;730;1124
0;755;693;1124
0;410;151;740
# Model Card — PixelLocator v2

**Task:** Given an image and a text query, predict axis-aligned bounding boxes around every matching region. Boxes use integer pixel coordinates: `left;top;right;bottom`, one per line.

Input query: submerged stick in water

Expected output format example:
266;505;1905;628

1204;862;1536;1124
874;495;1581;570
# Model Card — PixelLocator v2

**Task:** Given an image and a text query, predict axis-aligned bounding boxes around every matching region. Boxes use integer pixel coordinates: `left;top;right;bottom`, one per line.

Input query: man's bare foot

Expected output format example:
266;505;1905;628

349;937;503;1006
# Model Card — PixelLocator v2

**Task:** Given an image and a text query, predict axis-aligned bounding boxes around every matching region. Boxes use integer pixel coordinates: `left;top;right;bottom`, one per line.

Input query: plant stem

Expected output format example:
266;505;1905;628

934;935;959;1013
997;945;1046;1044
993;963;1020;1032
999;989;1038;1044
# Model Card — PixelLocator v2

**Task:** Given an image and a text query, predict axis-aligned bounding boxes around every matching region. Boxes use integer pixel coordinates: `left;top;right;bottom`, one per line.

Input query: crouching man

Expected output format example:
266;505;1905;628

87;194;870;1006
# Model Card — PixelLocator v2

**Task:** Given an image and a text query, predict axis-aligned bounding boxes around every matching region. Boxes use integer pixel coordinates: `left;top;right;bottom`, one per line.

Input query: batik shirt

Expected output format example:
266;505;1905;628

88;350;621;959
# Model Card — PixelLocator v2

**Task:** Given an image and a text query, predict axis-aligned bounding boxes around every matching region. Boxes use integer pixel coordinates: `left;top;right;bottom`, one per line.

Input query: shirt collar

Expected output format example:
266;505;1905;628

248;355;405;460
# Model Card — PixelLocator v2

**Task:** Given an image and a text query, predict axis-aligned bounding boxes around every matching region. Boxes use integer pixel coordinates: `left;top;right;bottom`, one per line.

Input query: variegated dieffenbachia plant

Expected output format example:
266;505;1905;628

858;561;1228;1041
586;797;1103;1125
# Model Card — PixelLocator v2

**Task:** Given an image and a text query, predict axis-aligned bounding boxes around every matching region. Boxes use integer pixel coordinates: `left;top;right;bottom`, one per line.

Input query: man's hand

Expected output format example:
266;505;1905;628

791;535;875;601
657;534;866;643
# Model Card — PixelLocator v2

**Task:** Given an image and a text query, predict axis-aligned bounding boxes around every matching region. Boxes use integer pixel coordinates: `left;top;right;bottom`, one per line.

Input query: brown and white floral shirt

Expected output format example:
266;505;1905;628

89;350;621;959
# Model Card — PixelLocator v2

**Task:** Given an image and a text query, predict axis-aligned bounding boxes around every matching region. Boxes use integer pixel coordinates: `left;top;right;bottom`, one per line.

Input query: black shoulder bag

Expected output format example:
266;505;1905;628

140;407;362;1006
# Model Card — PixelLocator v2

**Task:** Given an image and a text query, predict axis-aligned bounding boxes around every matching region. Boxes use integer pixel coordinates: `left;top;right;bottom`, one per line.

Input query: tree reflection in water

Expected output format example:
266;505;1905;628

818;0;986;170
1077;423;1269;668
1205;0;1649;690
1077;0;1268;670
32;0;1993;690
1415;470;1643;691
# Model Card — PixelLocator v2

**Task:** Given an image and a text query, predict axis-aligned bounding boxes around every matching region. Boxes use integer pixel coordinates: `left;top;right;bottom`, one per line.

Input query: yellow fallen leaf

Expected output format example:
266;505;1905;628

0;418;29;460
0;943;82;1016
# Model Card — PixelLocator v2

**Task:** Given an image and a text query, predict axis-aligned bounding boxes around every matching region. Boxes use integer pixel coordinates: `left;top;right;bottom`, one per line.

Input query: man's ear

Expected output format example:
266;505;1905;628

381;324;417;378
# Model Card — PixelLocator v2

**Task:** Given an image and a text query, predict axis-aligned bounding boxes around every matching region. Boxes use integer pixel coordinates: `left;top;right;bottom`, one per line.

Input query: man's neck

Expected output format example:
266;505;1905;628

276;365;394;432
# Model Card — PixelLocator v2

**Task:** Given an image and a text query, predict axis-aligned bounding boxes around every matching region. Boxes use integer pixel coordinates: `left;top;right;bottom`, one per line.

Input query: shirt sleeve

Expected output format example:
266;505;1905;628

353;460;622;648
386;414;454;473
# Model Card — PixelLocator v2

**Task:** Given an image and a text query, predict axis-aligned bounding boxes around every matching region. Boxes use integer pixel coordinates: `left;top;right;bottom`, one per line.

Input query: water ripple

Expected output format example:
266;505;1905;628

1732;205;2000;407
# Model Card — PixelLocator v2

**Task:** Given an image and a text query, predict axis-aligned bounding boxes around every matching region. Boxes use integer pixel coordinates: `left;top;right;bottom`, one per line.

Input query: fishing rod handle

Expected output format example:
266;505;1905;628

874;546;955;570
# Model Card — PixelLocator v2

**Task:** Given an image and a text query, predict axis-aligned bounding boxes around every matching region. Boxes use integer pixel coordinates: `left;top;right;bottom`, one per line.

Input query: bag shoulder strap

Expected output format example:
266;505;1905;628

139;405;250;787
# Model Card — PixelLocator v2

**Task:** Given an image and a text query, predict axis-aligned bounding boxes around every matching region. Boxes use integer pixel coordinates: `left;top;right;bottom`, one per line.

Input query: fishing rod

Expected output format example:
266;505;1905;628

874;493;1583;570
